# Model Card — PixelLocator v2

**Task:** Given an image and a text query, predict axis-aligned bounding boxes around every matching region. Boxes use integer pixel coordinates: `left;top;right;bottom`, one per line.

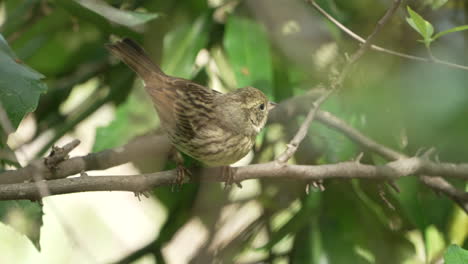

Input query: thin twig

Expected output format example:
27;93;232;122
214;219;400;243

345;0;402;64
275;89;333;163
44;139;81;169
309;0;468;71
276;0;402;163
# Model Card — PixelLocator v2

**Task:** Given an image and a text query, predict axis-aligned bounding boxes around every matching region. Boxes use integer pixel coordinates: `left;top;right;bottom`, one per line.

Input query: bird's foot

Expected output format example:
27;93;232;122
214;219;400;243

306;180;325;194
223;166;241;190
172;164;192;192
134;191;151;201
170;148;192;191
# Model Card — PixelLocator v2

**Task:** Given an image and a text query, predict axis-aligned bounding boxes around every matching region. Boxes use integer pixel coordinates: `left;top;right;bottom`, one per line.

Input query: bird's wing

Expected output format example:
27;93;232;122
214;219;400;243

173;81;218;141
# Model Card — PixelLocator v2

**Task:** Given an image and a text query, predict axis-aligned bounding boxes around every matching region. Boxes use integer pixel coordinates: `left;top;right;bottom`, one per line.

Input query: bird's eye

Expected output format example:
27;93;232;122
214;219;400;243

259;103;265;110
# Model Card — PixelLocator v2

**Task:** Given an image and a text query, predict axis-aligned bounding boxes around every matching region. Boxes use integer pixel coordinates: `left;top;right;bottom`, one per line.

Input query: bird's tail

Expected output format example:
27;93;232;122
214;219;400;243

106;38;165;81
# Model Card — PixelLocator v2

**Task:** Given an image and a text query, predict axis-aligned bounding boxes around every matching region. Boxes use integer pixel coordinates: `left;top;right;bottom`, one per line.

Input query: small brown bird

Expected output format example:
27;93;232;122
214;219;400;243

107;38;275;184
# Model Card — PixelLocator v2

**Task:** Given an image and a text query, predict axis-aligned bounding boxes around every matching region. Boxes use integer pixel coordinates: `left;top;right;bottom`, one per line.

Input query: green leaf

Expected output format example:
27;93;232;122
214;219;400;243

261;193;320;251
224;16;273;99
290;223;316;263
354;245;376;263
162;14;211;79
396;177;428;230
448;205;468;245
74;0;159;28
92;89;157;152
444;245;468;264
428;0;448;10
0;34;47;131
261;208;307;250
0;142;20;168
313;104;358;163
395;175;452;233
54;0;142;38
0;0;39;37
0;222;41;263
406;6;434;45
0;200;43;245
290;193;323;264
433;25;468;40
425;225;446;262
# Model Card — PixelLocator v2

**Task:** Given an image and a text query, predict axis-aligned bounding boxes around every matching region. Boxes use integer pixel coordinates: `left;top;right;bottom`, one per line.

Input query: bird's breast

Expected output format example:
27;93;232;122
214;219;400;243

170;127;255;166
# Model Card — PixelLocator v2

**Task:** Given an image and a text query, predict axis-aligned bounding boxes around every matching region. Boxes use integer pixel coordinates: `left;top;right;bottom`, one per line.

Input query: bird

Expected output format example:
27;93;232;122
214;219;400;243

106;38;276;186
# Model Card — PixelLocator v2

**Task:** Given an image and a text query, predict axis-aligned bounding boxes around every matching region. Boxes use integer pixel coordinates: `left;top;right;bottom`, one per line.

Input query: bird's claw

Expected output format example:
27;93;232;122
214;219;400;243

306;180;325;194
172;165;192;192
223;166;241;190
134;191;151;201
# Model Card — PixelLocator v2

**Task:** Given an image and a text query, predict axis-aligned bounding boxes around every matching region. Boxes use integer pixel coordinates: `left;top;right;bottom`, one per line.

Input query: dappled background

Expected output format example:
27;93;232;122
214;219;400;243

0;0;467;263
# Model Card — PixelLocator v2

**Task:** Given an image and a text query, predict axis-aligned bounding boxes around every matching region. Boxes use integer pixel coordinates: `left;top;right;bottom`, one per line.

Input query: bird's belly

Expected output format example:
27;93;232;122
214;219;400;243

170;130;254;166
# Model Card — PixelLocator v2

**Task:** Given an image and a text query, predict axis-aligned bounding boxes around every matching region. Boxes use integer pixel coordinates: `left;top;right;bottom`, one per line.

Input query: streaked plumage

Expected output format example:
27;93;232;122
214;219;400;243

106;38;275;166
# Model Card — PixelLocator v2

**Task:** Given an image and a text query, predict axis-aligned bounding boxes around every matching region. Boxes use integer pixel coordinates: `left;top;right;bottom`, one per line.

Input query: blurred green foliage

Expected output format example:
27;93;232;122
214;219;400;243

0;0;467;263
224;16;273;98
444;244;468;264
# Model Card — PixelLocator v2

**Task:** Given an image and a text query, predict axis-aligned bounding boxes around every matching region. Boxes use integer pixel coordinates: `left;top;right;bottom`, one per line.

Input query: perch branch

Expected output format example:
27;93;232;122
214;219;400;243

0;158;467;203
0;133;171;184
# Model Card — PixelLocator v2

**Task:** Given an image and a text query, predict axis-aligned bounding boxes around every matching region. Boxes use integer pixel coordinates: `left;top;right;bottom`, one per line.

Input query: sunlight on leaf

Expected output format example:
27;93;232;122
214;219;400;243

0;222;41;263
406;230;426;262
425;0;448;10
74;0;159;28
354;245;376;264
162;14;210;79
93;89;157;152
444;245;468;264
406;6;434;46
425;225;446;263
448;206;468;245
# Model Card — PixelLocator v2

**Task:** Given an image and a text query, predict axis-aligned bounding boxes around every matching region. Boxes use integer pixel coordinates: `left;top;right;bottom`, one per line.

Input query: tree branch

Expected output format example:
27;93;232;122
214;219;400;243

0;157;467;202
0;133;171;184
315;110;468;212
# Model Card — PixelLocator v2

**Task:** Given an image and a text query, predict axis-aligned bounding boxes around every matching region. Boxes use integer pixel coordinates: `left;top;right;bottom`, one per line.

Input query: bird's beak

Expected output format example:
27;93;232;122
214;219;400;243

268;101;277;110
